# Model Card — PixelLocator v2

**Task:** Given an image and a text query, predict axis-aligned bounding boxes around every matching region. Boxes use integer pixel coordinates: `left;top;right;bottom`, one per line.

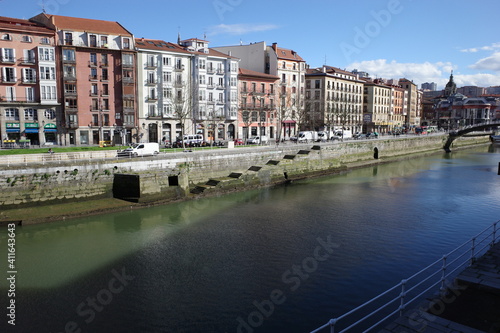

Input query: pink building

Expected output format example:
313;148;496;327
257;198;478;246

0;16;58;146
238;68;279;141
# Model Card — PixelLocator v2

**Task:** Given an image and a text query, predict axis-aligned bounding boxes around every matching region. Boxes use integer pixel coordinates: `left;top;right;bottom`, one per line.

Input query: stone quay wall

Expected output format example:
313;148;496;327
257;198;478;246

0;135;489;208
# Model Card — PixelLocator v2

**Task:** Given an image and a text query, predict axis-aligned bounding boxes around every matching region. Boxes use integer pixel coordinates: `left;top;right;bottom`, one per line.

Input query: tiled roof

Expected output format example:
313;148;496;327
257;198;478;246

0;16;54;34
135;38;191;54
45;14;132;36
239;68;279;80
274;46;304;62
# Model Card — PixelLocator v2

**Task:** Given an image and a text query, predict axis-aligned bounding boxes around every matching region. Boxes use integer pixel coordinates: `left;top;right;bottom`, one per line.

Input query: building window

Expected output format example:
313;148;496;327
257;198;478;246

39;47;55;61
40;66;55;80
122;38;130;49
40;37;50;44
89;34;97;47
62;49;75;61
163;57;171;66
100;36;108;47
5;108;19;120
2;67;16;83
122;53;133;66
23;68;36;83
41;86;56;100
45;109;56;119
64;32;73;45
24;108;37;121
22;35;32;43
102;84;109;96
26;87;35;102
2;33;12;41
2;48;15;62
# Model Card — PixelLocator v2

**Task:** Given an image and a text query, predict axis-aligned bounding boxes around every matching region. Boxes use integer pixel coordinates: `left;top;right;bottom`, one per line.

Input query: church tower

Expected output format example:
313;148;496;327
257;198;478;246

444;71;457;97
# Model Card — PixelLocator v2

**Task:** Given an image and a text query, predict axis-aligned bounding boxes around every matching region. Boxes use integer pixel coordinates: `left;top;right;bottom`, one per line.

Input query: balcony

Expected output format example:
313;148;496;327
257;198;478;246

146;95;158;102
64;90;77;96
100;61;109;67
21;79;37;85
207;68;215;74
21;57;36;65
122;77;134;85
1;56;15;64
89;75;98;81
88;61;98;67
100;75;109;82
173;81;185;87
145;61;157;69
216;68;224;74
122;62;134;68
145;78;157;86
1;76;17;84
89;90;99;96
67;121;78;129
0;96;36;103
174;65;185;72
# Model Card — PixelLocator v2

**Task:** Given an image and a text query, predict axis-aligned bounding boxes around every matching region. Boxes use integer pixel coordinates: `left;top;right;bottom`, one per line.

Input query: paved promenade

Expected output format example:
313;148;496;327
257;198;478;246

378;242;500;333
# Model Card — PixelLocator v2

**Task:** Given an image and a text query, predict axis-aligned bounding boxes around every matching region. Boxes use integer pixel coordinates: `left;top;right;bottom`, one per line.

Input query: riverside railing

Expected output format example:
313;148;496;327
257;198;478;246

310;220;499;333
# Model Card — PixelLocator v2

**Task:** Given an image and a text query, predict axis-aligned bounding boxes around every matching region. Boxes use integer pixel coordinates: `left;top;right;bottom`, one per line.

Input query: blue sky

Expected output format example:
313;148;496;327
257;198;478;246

2;0;500;89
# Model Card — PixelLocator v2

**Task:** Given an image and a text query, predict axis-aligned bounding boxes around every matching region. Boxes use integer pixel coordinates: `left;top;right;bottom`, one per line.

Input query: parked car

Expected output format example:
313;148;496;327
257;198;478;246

234;138;244;146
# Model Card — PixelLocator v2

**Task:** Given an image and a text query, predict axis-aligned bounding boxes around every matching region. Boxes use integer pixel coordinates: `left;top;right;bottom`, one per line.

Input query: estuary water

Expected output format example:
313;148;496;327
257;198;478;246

1;145;500;333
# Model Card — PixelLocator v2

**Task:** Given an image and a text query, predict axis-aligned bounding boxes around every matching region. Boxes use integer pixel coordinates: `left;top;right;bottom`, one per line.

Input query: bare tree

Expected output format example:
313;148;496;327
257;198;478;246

276;90;294;142
168;79;196;149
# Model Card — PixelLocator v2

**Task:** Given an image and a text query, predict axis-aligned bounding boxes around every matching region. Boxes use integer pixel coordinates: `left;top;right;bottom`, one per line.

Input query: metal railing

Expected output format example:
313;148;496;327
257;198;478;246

310;221;499;333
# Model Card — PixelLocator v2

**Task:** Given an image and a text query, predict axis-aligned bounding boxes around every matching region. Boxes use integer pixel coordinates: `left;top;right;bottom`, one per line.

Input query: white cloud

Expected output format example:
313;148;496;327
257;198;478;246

346;59;500;88
460;42;500;53
469;52;500;72
207;23;279;36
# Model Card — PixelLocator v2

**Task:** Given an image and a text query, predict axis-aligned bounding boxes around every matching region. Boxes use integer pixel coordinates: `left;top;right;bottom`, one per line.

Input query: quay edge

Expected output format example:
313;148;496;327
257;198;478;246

0;135;490;224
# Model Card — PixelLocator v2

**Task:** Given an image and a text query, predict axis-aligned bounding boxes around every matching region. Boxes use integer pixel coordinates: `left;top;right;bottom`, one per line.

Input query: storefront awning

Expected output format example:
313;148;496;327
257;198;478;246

25;128;39;134
6;129;19;133
44;129;57;132
283;120;296;124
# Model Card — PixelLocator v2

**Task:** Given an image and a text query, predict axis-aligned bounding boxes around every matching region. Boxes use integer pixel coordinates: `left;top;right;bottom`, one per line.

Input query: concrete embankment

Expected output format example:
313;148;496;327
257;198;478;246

0;135;489;224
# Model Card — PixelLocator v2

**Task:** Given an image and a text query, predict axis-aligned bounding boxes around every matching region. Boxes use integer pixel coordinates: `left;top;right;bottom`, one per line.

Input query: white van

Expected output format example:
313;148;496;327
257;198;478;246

246;136;269;144
117;142;160;157
182;134;204;146
297;131;318;143
334;130;352;140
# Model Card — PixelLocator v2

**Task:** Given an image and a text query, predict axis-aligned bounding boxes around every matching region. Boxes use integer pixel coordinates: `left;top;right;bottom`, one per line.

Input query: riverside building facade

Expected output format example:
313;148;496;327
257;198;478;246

238;68;279;140
31;13;136;146
213;42;305;139
305;66;364;134
0;16;59;146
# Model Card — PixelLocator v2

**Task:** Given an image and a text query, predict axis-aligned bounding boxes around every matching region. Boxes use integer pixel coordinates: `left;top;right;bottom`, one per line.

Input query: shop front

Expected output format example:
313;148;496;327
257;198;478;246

25;123;40;145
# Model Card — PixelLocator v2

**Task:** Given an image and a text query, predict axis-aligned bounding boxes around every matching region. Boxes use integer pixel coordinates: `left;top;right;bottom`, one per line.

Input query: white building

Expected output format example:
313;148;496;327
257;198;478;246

135;38;192;144
179;38;239;141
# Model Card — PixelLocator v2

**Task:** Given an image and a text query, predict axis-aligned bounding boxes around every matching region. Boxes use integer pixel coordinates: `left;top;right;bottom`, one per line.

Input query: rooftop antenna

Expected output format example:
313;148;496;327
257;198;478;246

177;26;181;44
324;54;327;66
41;0;46;13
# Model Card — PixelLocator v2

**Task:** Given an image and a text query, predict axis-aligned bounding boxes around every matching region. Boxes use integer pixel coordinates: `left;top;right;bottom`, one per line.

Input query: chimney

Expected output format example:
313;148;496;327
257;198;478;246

272;42;277;52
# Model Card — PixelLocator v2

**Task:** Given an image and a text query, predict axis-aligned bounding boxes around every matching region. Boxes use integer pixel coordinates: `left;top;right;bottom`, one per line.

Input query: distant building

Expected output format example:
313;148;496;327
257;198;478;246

457;86;486;98
398;78;420;127
421;82;437;91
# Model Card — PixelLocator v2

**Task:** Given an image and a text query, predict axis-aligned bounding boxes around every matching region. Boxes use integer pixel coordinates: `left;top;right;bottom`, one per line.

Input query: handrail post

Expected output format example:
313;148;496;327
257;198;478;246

492;222;498;247
440;255;447;294
329;318;337;333
399;279;407;316
470;237;476;266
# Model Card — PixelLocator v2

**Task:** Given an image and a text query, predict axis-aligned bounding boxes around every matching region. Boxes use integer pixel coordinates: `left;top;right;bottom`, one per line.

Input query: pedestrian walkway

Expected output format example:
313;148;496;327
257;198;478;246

378;242;500;333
